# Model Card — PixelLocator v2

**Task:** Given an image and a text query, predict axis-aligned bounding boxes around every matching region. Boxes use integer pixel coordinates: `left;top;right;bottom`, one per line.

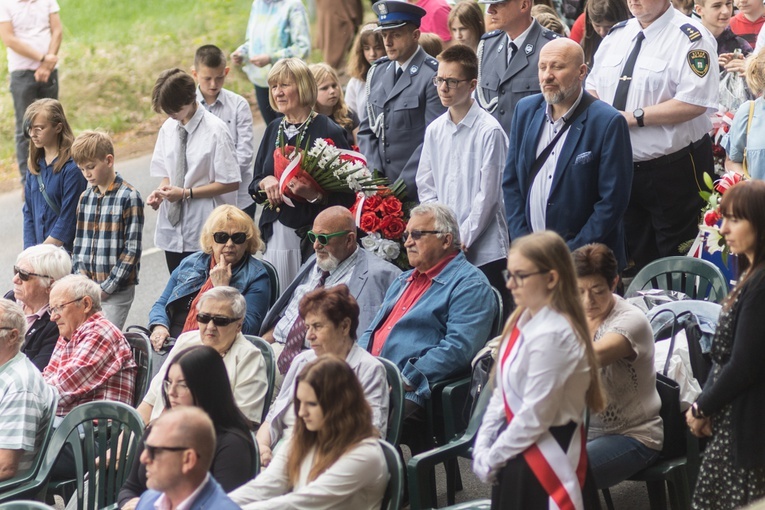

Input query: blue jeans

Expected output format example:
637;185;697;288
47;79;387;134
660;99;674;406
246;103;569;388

587;434;660;489
10;69;58;182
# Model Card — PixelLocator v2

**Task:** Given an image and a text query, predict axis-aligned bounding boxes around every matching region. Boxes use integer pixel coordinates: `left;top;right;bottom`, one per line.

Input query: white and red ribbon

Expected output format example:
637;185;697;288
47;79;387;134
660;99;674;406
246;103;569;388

277;153;303;208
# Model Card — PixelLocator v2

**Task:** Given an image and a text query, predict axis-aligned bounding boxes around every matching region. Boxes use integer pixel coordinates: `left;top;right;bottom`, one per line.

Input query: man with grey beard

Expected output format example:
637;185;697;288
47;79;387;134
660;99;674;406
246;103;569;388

259;206;400;381
502;38;633;269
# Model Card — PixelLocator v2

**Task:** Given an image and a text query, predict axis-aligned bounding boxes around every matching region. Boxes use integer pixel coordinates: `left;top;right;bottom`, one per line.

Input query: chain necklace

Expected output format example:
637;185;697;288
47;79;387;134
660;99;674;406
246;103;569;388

275;110;316;149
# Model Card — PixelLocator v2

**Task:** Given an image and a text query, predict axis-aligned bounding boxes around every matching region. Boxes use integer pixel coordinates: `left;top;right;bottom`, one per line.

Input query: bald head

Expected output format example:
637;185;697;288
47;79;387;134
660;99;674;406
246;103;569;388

313;206;356;233
155;407;216;474
538;38;587;111
312;206;358;270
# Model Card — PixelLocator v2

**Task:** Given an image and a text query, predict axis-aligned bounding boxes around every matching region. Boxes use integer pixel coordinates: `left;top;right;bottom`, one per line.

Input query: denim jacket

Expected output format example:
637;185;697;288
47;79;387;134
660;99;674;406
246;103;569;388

358;251;497;407
148;252;271;335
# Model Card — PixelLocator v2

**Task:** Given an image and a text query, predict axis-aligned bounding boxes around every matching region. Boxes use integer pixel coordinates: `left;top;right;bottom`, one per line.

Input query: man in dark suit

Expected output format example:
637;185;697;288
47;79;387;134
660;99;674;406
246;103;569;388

503;38;633;268
136;407;239;510
475;0;559;133
358;0;446;200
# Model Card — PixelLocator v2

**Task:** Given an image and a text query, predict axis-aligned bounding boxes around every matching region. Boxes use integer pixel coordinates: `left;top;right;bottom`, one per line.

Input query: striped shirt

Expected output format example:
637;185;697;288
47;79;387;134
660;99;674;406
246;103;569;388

0;352;54;474
43;312;137;416
72;173;144;294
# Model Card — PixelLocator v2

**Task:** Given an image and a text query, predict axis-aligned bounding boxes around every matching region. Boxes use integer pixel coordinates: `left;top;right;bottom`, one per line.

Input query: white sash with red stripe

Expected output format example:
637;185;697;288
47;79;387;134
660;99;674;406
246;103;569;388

500;327;588;510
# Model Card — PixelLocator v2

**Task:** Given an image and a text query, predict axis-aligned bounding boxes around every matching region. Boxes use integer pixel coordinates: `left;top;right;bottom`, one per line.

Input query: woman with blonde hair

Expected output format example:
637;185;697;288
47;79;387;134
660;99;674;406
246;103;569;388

448;1;486;51
148;204;270;350
473;231;604;509
724;50;765;180
230;355;388;509
309;63;359;145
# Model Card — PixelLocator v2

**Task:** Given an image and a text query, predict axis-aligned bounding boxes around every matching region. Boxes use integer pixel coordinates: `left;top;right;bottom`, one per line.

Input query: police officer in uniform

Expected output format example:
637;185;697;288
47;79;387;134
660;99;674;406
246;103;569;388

475;0;559;133
357;0;446;200
586;0;719;272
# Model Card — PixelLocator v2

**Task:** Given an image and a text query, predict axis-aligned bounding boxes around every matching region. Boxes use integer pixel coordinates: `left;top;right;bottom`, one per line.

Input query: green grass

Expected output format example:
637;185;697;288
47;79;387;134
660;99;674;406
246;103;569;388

0;0;257;180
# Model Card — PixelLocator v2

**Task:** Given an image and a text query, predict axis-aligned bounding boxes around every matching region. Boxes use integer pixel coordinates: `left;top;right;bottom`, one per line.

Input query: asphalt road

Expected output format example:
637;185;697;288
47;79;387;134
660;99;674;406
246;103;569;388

0;124;654;509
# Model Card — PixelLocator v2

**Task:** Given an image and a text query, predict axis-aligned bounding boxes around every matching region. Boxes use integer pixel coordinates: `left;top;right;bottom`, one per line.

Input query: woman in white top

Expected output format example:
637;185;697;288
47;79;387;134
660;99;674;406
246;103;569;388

573;243;663;490
473;231;605;510
230;355;388;510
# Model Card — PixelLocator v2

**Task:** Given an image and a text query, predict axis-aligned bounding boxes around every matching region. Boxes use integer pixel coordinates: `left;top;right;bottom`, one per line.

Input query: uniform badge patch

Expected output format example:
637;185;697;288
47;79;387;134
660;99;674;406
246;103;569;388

378;3;388;14
687;50;710;77
497;44;503;53
410;65;418;74
525;44;533;55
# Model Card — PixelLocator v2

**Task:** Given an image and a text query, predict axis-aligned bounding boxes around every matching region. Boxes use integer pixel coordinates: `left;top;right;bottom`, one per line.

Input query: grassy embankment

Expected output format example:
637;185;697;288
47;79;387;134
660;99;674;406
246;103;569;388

0;0;255;186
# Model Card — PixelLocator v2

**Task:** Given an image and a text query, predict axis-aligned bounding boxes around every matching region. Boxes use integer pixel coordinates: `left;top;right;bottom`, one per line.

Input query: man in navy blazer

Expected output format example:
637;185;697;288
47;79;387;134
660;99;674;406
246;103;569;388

503;38;633;268
136;407;240;510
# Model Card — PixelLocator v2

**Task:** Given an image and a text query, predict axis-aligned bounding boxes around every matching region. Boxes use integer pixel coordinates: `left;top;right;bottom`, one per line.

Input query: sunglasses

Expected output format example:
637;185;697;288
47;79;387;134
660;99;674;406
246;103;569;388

307;230;350;246
196;313;241;327
14;266;52;282
401;230;445;242
212;232;247;244
144;444;190;461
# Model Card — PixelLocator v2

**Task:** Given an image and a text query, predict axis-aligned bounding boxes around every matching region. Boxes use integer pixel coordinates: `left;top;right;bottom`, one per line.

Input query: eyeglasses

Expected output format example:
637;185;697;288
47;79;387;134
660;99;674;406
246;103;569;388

432;77;471;89
144;444;191;461
14;266;52;282
402;230;445;242
212;232;247;244
196;313;241;327
50;297;84;316
27;125;49;136
162;379;190;396
502;270;549;287
307;230;350;246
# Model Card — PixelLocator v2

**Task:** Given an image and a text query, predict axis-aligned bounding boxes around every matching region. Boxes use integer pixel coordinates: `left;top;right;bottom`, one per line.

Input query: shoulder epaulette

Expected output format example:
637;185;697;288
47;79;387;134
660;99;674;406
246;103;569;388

481;29;503;40
541;28;560;40
372;56;390;67
423;57;438;70
679;23;702;42
608;20;629;34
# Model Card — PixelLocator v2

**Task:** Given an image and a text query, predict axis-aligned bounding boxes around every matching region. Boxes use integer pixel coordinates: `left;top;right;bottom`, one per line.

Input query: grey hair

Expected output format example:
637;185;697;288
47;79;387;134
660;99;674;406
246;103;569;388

51;274;102;313
0;299;27;349
16;244;72;290
410;202;461;246
197;286;246;319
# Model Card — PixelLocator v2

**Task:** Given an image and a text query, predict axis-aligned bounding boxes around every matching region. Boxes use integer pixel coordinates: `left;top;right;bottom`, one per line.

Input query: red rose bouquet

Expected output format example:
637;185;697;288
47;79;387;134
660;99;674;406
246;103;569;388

688;171;745;265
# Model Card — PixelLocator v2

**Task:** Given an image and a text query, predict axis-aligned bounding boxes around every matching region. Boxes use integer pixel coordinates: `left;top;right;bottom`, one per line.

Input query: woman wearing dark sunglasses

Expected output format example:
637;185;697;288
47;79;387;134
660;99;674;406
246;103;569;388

148;205;271;352
119;345;257;510
5;244;72;371
139;286;269;427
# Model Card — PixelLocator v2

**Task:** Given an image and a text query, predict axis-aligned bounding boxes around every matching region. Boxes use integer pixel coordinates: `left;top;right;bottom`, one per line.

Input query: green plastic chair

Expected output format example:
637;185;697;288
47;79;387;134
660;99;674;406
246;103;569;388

244;335;276;424
377;358;405;446
379;440;405;510
0;401;144;510
124;331;153;408
257;257;280;307
0;392;57;495
625;256;729;302
0;501;54;509
408;382;493;510
439;501;491;510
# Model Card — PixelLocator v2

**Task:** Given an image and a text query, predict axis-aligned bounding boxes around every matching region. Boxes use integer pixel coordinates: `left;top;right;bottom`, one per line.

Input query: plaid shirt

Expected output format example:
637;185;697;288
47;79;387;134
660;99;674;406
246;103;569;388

72;174;144;294
43;312;137;416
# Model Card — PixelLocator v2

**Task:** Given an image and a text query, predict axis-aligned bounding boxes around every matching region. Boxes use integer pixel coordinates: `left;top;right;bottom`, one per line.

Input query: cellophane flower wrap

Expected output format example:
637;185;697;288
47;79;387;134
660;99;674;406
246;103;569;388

691;171;745;264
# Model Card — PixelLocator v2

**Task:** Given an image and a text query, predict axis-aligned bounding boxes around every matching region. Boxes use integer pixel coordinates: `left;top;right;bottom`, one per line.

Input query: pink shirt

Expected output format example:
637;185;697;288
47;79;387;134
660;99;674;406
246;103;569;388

416;0;452;41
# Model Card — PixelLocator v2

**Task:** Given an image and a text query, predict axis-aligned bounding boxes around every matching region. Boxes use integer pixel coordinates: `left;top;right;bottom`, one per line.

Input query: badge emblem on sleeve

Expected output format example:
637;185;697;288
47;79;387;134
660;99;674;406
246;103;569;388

687;50;710;77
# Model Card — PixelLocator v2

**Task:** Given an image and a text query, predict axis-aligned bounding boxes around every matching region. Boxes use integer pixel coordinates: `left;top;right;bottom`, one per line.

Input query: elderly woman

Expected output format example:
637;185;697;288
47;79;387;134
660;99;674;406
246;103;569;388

148;204;270;352
250;57;354;288
7;244;72;371
572;243;663;489
139;286;268;426
256;285;388;467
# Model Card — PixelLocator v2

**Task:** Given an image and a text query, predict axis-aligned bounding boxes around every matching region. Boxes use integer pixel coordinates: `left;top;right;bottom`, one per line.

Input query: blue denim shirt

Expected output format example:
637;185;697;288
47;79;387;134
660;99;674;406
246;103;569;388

358;251;498;407
148;252;271;335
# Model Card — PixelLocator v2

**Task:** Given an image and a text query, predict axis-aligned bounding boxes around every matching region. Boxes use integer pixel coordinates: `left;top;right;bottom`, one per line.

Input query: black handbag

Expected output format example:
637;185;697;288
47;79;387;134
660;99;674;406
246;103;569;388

652;309;688;460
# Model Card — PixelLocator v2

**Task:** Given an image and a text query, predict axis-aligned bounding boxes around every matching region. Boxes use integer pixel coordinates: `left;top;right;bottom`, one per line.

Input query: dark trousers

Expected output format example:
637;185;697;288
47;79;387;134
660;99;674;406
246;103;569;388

624;135;712;272
254;85;282;126
478;257;513;324
10;69;58;183
400;399;433;456
164;251;197;274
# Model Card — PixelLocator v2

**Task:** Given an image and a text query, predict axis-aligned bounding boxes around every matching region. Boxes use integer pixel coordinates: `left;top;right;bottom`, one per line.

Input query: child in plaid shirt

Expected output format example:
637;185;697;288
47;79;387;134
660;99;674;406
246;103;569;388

71;131;143;329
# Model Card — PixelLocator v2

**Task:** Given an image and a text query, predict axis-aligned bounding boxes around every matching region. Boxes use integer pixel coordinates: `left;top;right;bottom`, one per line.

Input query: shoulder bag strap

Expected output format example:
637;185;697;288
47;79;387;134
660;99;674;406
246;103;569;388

35;173;61;215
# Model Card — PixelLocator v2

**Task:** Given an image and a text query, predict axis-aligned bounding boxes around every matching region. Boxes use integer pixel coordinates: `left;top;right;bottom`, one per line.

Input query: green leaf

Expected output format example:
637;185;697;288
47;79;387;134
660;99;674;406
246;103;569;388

703;172;714;191
699;191;712;202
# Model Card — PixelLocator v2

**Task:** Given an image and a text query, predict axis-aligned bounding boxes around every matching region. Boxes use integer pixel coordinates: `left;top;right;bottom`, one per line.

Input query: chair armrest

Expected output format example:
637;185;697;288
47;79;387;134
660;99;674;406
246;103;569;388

442;377;471;442
0;479;48;504
407;435;474;510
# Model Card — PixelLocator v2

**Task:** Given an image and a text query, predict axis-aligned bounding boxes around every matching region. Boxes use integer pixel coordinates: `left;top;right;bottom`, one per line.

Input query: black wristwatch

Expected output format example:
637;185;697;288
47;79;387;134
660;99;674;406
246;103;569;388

634;108;645;127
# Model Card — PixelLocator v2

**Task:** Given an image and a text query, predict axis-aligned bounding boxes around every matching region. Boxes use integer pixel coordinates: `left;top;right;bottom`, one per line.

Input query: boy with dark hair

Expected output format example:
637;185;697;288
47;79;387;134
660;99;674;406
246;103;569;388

416;44;510;315
192;44;255;216
71;130;143;330
146;68;240;273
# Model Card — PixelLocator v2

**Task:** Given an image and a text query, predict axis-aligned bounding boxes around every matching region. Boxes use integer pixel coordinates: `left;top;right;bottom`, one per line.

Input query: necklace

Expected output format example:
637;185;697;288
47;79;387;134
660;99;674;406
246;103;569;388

275;110;316;149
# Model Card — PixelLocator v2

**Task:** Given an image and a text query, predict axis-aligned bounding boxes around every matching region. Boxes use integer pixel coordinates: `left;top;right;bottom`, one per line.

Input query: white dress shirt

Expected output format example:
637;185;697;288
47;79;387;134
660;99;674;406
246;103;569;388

0;0;59;72
150;105;241;253
230;437;388;510
529;90;582;232
417;100;509;267
153;474;210;510
345;77;367;122
197;87;255;210
473;306;591;480
506;22;534;64
586;7;719;161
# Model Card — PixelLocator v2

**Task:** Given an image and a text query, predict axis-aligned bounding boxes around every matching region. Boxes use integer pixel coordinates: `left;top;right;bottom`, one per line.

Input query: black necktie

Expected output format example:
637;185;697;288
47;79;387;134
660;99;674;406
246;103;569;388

612;32;645;111
508;42;518;65
395;66;403;82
